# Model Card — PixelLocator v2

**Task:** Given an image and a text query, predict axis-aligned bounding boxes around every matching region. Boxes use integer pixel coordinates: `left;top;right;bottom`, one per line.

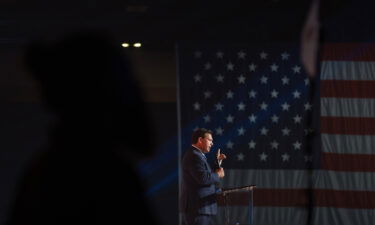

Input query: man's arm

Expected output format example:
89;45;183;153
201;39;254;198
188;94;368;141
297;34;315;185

185;152;223;185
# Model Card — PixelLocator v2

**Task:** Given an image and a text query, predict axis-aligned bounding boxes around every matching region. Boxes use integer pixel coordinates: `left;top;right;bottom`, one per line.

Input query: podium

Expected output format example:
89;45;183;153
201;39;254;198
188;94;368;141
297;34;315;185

220;185;256;225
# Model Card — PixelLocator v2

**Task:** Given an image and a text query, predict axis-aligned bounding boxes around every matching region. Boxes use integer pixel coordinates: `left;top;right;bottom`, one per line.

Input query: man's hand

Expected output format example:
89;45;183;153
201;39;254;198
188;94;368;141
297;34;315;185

216;167;225;178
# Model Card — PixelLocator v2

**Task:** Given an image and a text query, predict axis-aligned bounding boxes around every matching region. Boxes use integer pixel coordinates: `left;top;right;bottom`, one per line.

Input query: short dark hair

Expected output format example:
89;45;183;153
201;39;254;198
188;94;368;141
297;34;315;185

191;128;213;144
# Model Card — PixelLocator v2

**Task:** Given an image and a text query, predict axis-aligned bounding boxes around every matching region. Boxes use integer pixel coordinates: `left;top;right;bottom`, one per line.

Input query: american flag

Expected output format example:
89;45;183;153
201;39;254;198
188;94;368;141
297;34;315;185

177;43;375;225
317;43;375;225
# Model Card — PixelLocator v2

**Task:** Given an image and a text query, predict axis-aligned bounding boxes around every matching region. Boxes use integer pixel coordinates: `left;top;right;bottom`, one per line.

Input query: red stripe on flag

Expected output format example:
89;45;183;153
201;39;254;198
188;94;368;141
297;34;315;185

321;80;375;98
321;152;375;172
218;188;375;209
315;189;375;209
321;117;375;135
321;43;375;61
217;189;308;207
254;189;308;207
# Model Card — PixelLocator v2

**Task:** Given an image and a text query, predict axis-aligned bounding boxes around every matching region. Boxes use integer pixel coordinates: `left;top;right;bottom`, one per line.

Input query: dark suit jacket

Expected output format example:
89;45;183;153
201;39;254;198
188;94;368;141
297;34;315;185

180;147;220;215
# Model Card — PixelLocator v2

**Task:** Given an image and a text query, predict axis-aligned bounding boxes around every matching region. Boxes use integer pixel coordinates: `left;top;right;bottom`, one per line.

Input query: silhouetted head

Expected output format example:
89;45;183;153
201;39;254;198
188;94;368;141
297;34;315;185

24;30;154;158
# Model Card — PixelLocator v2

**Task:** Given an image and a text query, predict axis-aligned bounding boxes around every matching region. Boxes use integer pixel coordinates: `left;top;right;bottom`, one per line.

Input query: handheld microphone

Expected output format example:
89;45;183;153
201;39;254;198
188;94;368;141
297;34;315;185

217;148;223;167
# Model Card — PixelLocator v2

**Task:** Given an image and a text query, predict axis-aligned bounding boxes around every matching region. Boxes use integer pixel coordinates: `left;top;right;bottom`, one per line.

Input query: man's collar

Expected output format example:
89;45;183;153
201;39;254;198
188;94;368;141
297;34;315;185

192;144;203;153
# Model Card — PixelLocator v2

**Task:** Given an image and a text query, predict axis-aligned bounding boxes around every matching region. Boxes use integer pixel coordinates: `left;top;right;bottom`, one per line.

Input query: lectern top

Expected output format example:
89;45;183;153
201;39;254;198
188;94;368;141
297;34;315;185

221;185;256;194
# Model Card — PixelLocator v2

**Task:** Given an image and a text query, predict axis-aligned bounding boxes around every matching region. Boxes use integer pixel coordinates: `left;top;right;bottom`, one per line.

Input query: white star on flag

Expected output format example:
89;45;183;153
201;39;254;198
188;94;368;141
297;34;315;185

271;90;279;98
270;63;279;72
282;153;290;161
281;76;289;85
248;140;256;149
304;155;313;162
204;91;212;99
260;76;268;84
249;90;257;98
271;115;279;123
216;51;224;58
249;63;257;71
281;52;290;60
270;140;279;149
249;114;257;123
259;152;268;161
193;102;200;110
293;115;302;123
237;75;246;84
204;62;211;70
226;141;234;149
260;127;268;135
216;74;224;83
215;103;224;111
292;65;301;73
216;127;224;135
293;90;301;98
281;102;290;111
238;127;245;135
238;51;246;59
227;62;234;70
293;141;302;150
238;102;246;111
226;115;234;123
304;102;312;110
282;127;291;136
260;51;268;59
194;51;202;58
194;74;202;82
226;90;234;99
260;102;268;110
237;153;245;161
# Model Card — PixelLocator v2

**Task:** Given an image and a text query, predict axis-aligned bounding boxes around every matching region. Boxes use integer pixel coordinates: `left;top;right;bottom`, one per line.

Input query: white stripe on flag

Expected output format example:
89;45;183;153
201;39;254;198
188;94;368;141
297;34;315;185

314;170;375;191
321;98;375;117
215;206;375;225
321;61;375;80
221;169;309;189
215;206;308;225
322;134;375;155
222;169;375;191
313;207;375;225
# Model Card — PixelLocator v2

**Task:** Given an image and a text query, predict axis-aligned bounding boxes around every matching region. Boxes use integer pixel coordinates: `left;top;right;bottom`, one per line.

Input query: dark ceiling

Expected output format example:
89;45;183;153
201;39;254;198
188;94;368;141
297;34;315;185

0;0;316;49
2;0;372;50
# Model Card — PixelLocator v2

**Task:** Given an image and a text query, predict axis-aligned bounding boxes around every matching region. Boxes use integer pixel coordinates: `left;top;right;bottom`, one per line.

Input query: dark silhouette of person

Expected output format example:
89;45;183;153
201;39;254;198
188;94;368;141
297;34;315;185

6;30;159;225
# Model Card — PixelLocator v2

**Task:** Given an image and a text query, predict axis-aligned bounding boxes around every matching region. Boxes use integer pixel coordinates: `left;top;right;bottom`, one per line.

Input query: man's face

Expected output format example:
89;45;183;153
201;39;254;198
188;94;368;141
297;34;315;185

199;133;213;153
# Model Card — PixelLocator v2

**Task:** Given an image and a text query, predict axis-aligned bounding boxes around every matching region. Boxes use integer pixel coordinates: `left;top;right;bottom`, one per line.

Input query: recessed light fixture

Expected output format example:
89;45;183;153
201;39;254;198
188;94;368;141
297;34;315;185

121;43;130;48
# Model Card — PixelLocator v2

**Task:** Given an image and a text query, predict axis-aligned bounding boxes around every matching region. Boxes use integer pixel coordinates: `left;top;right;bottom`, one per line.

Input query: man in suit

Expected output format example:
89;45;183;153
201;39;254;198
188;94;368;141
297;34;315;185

180;128;226;225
